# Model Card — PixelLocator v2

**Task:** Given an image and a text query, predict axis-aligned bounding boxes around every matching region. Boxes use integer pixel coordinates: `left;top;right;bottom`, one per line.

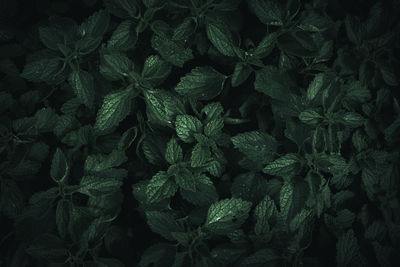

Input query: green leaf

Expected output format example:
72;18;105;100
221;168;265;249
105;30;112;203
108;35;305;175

78;9;110;38
94;86;133;135
78;176;122;197
38;26;64;51
26;234;68;261
170;165;196;191
68;70;95;108
175;66;227;101
263;153;300;177
254;194;277;235
50;148;69;183
180;174;218;206
191;143;211;167
175;115;203;143
146;211;182;240
344;15;362;45
299;109;323;125
144;89;185;127
248;0;285;26
205;198;252;234
35;107;58;132
146;171;178;203
206;18;237;57
231;62;253;87
202;102;224;122
204;118;224;138
21;57;62;83
165;137;183;165
231;130;277;169
141;55;172;87
240;248;281;266
56;199;71;238
118;126;138;151
103;53;133;76
172;17;196;41
253;32;278;58
339;112;365;128
254;66;294;101
336;230;360;267
307;73;324;102
151;34;193;67
107;20;137;51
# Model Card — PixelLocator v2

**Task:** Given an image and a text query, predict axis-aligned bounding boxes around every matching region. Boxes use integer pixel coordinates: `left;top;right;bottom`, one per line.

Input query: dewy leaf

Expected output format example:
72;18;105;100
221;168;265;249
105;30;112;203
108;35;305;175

144;89;185;127
336;230;360;267
175;66;227;101
263;153;300;177
254;65;295;101
231;130;277;166
165;137;183;165
107;20;137;51
307;73;324;102
175;115;203;143
151;34;193;67
248;0;285;26
68;70;95;108
146;171;178;203
94;86;133;135
50;148;69;183
205;198;252;234
206;17;237;57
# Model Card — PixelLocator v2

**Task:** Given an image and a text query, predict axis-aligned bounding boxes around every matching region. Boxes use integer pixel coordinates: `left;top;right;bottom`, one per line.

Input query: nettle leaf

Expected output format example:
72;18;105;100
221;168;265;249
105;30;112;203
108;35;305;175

38;26;64;51
180;174;218;206
191;143;211;167
248;0;285;26
205;198;252;234
94;86;133;135
336;230;361;267
79;176;122;197
172;17;196;41
146;211;182;240
78;9;110;38
204;118;224;138
144;89;185;127
202;102;224;122
170;164;197;191
254;65;295;101
68;69;95;108
263;153;300;177
307;73;324;102
50;148;69;183
231;62;253;87
299;109;323;125
103;52;133;77
175;115;203;143
56;199;71;238
253;32;278;58
231;130;277;169
175;66;227;101
146;171;178;203
151;34;193;67
206;17;237;57
107;20;137;51
21;57;62;83
254;194;277;235
165;137;183;165
141;55;172;87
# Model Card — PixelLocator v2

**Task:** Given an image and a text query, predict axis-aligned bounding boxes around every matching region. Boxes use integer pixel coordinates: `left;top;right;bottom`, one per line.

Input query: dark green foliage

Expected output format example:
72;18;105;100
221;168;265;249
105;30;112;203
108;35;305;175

0;0;400;266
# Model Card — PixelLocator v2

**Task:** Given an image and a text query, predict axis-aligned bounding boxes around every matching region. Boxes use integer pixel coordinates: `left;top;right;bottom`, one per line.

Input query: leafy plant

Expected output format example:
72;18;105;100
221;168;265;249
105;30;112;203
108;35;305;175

0;0;399;266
